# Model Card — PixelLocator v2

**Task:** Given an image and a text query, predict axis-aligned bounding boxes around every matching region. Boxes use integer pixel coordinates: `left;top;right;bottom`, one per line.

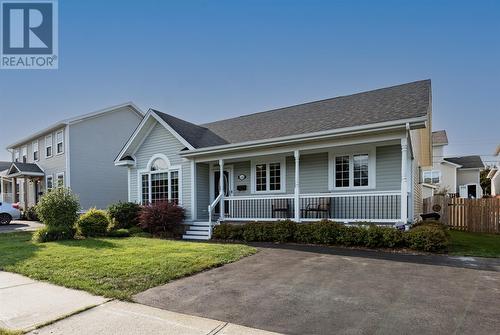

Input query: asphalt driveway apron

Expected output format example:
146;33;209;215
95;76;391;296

134;244;500;335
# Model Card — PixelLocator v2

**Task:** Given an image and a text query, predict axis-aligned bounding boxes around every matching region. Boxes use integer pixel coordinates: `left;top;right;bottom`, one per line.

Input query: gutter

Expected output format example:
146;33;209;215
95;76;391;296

181;116;427;158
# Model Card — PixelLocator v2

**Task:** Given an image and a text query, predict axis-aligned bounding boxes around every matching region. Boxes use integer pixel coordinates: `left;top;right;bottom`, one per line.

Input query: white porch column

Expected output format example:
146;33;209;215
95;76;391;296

294;150;300;222
219;159;225;221
0;177;4;202
401;138;408;223
190;160;197;221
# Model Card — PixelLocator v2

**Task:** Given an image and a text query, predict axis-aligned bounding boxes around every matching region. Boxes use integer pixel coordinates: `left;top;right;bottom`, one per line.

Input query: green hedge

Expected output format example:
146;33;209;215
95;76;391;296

76;208;110;237
213;220;449;252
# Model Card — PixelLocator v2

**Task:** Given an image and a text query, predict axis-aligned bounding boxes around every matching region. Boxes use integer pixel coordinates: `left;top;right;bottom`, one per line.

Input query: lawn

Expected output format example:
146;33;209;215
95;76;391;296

449;230;500;258
0;232;256;300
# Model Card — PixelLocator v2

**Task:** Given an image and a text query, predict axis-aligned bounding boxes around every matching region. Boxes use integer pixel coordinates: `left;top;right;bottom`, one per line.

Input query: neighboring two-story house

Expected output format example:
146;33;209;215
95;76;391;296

421;130;484;198
1;103;143;210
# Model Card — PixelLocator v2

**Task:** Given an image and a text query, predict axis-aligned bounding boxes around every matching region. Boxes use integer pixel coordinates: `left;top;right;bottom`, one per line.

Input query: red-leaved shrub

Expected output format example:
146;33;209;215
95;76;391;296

138;201;185;238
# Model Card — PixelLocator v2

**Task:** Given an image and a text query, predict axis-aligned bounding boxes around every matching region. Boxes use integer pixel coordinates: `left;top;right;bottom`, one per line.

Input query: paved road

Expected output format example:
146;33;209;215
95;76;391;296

0;220;43;233
135;243;500;335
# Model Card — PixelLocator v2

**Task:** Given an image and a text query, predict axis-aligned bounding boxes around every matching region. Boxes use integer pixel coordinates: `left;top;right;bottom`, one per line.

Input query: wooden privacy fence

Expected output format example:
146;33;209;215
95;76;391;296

423;196;500;233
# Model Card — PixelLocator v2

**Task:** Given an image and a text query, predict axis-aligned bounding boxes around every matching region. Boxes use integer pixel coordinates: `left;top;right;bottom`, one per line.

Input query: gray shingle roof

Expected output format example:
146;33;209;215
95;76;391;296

432;130;448;146
7;162;44;176
155;80;431;149
0;161;11;172
444;156;484;169
153;111;229;148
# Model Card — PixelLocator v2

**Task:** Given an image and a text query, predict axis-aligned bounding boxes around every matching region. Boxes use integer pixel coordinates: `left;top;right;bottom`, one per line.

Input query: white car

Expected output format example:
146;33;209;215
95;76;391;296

0;202;21;225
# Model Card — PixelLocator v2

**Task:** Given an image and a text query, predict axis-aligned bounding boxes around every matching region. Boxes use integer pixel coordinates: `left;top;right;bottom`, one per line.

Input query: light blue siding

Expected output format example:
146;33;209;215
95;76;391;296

375;145;401;191
129;122;192;220
70;107;142;209
196;163;210;220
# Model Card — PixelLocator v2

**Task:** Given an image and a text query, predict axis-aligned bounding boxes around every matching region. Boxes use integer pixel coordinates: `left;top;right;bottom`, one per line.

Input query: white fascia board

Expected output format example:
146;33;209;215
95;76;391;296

441;160;462;168
114;110;155;164
150;111;195;150
182;116;426;159
114;109;195;163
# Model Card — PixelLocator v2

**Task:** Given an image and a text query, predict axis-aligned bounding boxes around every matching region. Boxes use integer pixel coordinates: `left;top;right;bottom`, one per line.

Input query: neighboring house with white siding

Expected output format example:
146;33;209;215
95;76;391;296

1;103;143;210
421;130;484;198
115;80;433;240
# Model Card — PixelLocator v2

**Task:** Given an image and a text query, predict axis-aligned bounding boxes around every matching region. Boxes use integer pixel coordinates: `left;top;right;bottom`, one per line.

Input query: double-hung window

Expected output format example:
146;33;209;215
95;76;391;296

22;146;27;163
252;158;285;193
33;140;39;161
140;158;180;205
45;135;53;158
423;170;440;184
56;173;64;188
46;175;53;191
14;150;20;162
56;130;64;154
331;151;374;190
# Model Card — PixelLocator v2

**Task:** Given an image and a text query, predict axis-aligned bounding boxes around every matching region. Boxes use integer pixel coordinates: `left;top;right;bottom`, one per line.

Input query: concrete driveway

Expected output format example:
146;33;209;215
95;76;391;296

0;220;43;233
135;244;500;335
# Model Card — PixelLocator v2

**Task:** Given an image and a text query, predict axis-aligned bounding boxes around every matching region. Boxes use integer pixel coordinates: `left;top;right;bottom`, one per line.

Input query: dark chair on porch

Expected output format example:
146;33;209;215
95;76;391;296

271;199;291;219
302;198;331;219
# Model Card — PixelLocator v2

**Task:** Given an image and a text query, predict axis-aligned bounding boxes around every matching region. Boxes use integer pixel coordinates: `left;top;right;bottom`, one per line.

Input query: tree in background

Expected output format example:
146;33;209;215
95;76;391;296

480;169;491;195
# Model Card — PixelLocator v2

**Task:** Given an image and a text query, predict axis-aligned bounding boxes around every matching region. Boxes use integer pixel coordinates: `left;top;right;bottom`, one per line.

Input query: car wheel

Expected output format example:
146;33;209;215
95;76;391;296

0;213;12;225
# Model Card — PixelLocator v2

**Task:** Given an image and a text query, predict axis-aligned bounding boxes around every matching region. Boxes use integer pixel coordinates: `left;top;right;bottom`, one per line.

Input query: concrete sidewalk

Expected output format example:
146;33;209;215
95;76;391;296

0;271;108;331
29;300;280;335
0;272;279;334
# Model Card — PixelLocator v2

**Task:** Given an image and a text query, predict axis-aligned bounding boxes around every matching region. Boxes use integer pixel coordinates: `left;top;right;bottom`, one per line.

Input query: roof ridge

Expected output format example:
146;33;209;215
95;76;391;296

202;79;431;126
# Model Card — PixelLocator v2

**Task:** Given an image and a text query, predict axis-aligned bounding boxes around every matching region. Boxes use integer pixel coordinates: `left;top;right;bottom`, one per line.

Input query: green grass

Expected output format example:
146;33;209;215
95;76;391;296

449;230;500;258
0;232;256;300
0;328;23;335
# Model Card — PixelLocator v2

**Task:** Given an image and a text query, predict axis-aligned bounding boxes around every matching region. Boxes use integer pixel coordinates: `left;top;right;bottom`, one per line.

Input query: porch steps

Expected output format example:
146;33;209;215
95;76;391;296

183;221;211;240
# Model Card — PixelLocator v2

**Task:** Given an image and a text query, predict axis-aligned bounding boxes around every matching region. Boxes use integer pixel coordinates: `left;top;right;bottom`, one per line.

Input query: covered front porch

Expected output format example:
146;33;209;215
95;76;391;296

190;135;411;228
1;163;45;208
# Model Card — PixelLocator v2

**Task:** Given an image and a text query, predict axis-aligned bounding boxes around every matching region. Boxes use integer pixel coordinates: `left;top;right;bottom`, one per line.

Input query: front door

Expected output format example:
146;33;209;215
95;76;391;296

213;170;231;216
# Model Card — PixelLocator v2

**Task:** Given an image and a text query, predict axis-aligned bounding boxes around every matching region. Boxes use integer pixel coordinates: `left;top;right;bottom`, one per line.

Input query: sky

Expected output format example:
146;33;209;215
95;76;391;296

0;0;498;164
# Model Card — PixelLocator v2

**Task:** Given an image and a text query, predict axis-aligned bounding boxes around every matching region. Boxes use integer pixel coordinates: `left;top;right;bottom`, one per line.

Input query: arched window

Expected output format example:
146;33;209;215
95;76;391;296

141;155;180;205
150;158;168;171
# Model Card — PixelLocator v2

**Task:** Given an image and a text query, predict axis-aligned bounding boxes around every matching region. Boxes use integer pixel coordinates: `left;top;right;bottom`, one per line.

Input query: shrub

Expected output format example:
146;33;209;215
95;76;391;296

138;201;185;238
312;220;344;245
108;202;141;229
213;223;244;240
107;228;130;238
128;226;144;236
406;224;450;252
272;220;296;243
24;205;39;221
211;220;450;253
76;208;110;237
339;226;367;246
294;223;318;244
35;188;80;228
32;226;76;243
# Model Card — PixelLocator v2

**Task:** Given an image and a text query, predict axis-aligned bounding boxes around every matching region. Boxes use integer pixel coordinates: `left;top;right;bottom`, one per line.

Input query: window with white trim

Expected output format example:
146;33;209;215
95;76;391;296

33;140;39;161
56;130;64;154
46;175;53;191
56;173;64;188
140;158;180;205
22;146;27;163
45;134;53;158
14;149;20;162
331;151;374;190
423;170;440;184
252;158;285;193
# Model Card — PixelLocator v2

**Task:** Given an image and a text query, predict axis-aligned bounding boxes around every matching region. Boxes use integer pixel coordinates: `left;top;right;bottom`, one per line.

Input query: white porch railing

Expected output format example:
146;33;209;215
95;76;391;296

226;195;295;220
221;191;401;223
207;193;223;238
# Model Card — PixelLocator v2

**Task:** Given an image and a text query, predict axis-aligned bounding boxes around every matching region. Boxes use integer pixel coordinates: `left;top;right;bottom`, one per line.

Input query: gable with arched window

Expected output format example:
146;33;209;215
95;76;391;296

139;154;181;205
